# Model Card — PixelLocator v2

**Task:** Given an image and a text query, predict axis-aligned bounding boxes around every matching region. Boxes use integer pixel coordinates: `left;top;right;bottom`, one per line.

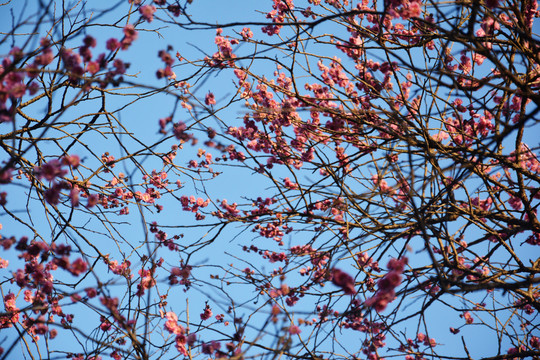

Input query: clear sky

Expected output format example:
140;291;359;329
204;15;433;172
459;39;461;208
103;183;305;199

1;1;539;360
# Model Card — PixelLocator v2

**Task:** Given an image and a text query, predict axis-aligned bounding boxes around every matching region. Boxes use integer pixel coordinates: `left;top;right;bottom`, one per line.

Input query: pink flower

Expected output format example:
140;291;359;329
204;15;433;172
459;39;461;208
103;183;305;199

121;24;138;49
378;271;402;290
205;92;216;105
69;258;88;276
2;293;19;326
70;188;80;207
387;257;408;272
164;311;185;335
85;288;98;298
202;340;221;355
530;336;540;349
284;177;299;190
331;268;356;295
83;35;96;48
175;335;189;355
288;324;301;334
35;159;67;181
139;5;156;22
200;304;212;320
365;291;393;312
485;0;499;8
44;183;63;205
508;196;523;210
87;61;100;75
462;311;474;324
100;317;112;331
87;194;99;207
240;27;253;40
106;38;120;51
364;257;407;312
0;168;13;184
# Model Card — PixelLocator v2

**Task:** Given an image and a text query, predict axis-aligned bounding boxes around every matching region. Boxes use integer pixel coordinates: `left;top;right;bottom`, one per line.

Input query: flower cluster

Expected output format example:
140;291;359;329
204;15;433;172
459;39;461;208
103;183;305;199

365;257;408;312
163;311;196;356
331;268;356;295
205;28;237;68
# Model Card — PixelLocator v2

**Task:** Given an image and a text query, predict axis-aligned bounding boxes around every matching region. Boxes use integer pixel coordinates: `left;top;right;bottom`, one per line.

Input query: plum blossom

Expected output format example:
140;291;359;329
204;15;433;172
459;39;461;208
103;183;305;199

34;159;67;181
121;24;138;50
240;27;253;40
164;311;185;335
200;303;212;320
139;5;156;22
69;258;88;276
331;268;356;295
365;257;408;312
288;324;301;334
205;92;216;106
462;311;474;324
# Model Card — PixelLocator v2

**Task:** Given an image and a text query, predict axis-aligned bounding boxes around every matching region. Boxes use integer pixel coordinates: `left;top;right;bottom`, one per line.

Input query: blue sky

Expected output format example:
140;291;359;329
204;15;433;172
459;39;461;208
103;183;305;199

1;1;539;359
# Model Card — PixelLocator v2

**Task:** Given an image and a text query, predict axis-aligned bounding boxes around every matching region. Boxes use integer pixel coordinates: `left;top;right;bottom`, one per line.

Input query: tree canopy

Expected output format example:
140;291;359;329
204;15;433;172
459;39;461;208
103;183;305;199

0;1;539;359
